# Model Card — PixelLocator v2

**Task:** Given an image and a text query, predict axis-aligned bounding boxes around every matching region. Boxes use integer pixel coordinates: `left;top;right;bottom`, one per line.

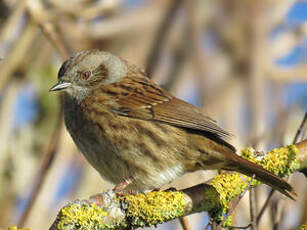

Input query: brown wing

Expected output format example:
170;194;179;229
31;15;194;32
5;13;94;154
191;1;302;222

103;76;233;139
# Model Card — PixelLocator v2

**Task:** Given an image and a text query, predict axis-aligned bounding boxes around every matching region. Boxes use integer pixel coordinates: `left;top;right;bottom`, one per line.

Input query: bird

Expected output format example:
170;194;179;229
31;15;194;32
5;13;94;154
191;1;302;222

49;49;295;198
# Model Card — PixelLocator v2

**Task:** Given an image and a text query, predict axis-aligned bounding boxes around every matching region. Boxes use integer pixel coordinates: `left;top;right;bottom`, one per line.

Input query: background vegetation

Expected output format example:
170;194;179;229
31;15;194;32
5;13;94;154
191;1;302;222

0;0;306;229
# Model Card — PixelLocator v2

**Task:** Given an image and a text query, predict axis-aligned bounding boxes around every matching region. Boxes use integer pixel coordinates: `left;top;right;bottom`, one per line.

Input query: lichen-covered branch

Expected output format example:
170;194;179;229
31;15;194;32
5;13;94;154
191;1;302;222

7;226;31;230
297;223;307;230
48;140;306;230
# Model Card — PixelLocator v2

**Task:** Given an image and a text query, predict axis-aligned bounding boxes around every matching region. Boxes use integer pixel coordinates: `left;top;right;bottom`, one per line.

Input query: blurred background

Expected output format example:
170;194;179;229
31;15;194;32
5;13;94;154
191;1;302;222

0;0;306;229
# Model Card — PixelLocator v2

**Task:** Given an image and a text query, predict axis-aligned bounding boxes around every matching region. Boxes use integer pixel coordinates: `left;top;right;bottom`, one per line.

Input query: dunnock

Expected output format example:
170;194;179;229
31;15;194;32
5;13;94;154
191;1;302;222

50;50;294;198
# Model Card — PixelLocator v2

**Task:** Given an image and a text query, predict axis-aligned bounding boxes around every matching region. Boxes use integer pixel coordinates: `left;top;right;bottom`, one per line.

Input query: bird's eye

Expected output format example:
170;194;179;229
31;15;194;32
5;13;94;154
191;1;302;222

81;71;91;80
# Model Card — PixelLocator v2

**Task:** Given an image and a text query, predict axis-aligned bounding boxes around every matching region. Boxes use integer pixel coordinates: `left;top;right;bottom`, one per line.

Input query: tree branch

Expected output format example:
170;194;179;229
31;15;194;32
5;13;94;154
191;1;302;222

49;140;306;229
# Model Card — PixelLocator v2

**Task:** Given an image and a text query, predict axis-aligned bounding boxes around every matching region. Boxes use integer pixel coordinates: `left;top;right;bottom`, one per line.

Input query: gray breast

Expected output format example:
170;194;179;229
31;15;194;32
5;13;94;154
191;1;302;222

63;96;107;168
63;96;94;146
62;95;130;184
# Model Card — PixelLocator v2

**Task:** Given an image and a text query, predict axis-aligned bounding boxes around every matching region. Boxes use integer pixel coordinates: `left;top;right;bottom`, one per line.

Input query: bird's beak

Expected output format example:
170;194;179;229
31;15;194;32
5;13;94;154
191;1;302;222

49;80;72;92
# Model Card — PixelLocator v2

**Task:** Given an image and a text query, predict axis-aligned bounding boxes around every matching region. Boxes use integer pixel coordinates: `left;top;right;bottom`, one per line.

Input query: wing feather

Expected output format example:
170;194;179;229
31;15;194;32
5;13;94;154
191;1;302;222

103;76;233;139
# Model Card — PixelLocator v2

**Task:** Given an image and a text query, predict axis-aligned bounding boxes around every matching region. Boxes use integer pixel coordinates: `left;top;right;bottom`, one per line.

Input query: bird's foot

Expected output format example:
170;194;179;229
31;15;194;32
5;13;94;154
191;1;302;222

165;187;178;192
113;176;140;196
113;177;134;192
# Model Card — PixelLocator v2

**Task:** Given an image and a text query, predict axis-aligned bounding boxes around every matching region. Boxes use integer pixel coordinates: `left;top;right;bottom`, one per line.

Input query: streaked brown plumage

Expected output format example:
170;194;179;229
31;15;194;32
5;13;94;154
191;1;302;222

50;49;295;198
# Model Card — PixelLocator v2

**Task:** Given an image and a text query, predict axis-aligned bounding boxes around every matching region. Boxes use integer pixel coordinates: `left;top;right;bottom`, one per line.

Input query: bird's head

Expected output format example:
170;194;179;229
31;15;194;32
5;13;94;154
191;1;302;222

49;50;128;101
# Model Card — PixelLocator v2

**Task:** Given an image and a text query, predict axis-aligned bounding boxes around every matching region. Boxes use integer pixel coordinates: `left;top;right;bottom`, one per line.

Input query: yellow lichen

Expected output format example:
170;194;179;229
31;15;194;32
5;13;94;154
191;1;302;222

56;203;107;230
297;223;307;230
241;147;261;164
241;145;299;177
201;185;221;213
120;191;188;227
7;226;31;230
222;215;233;228
202;145;299;222
203;173;251;221
264;145;299;177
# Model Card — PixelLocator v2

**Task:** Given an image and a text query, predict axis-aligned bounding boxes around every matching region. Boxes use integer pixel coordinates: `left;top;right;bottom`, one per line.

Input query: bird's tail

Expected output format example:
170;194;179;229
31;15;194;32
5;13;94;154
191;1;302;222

223;154;296;200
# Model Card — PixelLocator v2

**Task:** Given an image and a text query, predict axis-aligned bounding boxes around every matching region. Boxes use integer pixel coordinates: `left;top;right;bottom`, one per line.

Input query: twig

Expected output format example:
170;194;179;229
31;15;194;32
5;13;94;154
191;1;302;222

0;81;21;180
17;109;63;227
293;112;307;144
161;42;187;91
87;3;162;40
17;2;73;226
26;0;71;59
246;0;267;229
266;66;307;82
272;112;307;230
248;104;295;147
230;224;252;229
212;221;218;230
204;221;211;230
51;0;121;20
219;175;255;228
183;0;208;102
0;22;38;91
0;1;26;44
256;189;274;225
273;200;284;230
268;0;297;28
179;216;192;230
145;0;182;77
0;0;9;22
256;112;307;226
249;188;258;230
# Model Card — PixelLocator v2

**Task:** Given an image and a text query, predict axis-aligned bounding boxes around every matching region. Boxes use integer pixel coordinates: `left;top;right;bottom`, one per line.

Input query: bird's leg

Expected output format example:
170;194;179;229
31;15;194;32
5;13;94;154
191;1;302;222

113;176;135;193
165;187;177;192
